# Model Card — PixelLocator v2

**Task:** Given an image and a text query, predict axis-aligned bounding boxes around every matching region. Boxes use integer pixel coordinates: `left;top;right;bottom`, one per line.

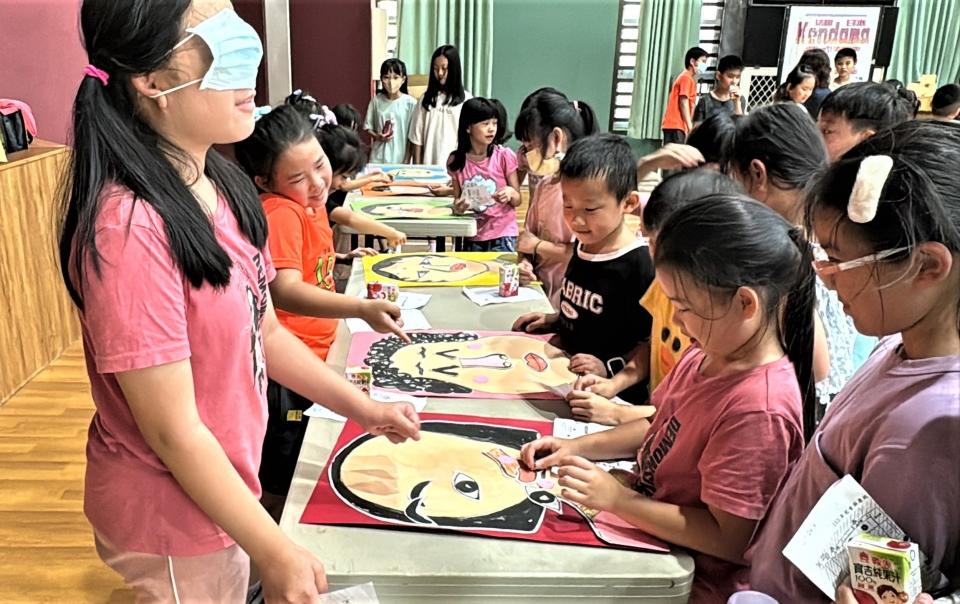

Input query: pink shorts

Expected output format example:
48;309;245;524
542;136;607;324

94;532;250;603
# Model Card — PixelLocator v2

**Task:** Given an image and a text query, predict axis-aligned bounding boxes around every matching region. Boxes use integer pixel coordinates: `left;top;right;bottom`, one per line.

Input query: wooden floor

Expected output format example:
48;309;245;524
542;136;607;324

0;342;132;603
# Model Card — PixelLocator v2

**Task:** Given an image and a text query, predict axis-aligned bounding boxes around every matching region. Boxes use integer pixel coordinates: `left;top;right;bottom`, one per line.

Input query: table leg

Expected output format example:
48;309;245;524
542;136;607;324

435;237;446;252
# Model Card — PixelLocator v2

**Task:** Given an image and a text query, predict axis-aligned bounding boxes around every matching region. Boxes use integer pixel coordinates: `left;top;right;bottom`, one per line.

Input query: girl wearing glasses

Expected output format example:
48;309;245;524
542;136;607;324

749;120;960;602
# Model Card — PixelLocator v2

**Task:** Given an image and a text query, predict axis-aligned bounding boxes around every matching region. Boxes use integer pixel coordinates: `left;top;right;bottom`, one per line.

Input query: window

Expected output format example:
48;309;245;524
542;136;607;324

376;0;399;58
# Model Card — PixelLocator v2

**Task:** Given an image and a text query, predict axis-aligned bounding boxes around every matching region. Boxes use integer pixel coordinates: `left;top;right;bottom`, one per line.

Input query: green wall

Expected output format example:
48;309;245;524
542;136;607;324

490;0;620;146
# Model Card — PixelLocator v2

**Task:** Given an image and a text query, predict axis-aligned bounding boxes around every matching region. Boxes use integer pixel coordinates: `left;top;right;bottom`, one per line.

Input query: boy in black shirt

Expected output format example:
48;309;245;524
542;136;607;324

513;134;655;422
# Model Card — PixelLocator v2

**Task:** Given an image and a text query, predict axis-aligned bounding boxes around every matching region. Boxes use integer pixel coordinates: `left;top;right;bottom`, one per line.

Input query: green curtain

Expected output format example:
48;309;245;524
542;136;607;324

627;0;702;140
397;0;494;98
886;0;960;85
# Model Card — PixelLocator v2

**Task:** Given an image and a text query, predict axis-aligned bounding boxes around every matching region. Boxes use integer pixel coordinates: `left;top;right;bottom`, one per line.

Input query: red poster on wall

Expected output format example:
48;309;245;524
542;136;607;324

300;413;669;553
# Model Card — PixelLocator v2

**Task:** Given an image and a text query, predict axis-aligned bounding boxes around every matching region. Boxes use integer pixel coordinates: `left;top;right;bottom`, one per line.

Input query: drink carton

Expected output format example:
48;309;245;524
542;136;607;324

847;533;921;604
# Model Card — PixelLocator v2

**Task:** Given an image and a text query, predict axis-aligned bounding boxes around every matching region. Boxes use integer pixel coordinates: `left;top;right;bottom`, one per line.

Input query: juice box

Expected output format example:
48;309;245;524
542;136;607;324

499;263;519;297
847;533;921;604
345;366;373;394
366;281;398;302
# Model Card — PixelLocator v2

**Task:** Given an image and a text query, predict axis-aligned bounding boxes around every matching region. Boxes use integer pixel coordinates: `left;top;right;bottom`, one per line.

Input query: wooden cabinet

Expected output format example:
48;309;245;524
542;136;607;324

0;140;81;404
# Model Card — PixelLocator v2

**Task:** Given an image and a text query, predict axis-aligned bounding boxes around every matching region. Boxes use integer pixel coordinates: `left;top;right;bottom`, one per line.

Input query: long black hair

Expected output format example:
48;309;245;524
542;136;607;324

448;97;499;172
642;168;742;233
515;90;598;155
655;194;817;440
234;104;315;185
774;66;816;103
378;58;409;96
422;45;465;109
798;48;831;89
728;103;827;200
686;111;736;166
807;120;960;291
316;124;367;177
59;0;267;309
819;82;914;134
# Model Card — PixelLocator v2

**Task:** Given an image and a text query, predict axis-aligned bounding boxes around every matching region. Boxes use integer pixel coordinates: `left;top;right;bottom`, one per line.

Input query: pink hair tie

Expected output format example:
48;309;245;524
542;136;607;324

83;64;109;86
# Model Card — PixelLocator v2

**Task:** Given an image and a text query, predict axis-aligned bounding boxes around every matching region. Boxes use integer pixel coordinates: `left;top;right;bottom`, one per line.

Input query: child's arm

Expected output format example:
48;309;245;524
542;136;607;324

559;458;758;564
270;268;408;340
328;206;406;249
521;418;651;469
679;95;694;133
340;172;392;192
517;231;574;267
511;311;558;333
492;170;522;207
636;145;705;181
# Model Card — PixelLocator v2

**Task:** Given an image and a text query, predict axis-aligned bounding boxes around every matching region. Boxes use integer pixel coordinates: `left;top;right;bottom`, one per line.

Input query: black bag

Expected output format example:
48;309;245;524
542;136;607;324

1;110;32;153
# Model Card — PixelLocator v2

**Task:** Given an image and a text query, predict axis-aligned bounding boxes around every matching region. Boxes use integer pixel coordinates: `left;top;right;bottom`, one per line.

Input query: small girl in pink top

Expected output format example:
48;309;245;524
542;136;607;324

513;89;599;309
522;194;817;603
448;97;520;252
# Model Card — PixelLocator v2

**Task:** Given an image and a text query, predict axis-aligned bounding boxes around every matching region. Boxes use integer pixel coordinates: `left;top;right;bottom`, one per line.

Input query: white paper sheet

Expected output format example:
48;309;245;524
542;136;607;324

318;582;380;604
783;473;907;599
462;286;546;306
305;388;428;423
552;418;636;472
345;309;430;334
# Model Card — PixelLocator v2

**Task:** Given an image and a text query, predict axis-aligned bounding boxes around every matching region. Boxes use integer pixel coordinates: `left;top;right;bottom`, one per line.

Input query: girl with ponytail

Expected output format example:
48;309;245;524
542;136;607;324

520;194;814;603
59;1;418;599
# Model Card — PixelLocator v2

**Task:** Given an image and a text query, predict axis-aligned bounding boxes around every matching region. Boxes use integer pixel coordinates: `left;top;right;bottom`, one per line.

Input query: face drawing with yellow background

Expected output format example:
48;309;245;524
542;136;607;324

387;167;443;180
331;421;566;531
364;331;574;395
372;254;493;284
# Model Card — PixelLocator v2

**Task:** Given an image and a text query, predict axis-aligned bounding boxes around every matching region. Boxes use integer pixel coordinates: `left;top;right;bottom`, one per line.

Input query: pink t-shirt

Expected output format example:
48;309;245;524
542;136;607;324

522;175;575;310
448;145;519;241
75;185;275;556
635;346;804;603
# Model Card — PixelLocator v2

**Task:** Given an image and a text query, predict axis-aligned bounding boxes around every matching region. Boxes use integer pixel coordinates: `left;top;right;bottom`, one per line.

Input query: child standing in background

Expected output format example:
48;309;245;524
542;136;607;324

515;87;563;196
331;103;361;132
661;46;708;146
750;120;960;604
514;90;599;309
448;97;520;252
409;45;472;165
693;54;746;126
365;58;417;164
774;66;817;106
522;194;815;604
830;47;857;90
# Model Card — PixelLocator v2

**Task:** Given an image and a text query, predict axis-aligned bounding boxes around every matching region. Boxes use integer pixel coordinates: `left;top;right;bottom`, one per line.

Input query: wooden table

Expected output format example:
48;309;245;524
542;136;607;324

278;261;694;602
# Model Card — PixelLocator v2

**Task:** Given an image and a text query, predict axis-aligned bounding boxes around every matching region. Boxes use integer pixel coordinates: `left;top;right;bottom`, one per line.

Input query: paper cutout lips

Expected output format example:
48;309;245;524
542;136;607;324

450;262;466;271
524;352;548;372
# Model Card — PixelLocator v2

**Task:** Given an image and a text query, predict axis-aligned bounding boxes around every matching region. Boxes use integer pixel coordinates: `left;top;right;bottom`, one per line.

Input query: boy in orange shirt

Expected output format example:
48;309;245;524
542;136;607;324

661;47;708;147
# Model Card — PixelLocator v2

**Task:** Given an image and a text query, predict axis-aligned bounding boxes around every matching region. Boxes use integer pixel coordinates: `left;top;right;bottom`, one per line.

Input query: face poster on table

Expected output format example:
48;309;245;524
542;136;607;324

300;413;669;553
362;252;516;288
347;330;575;400
780;5;881;83
349;197;457;220
365;163;450;183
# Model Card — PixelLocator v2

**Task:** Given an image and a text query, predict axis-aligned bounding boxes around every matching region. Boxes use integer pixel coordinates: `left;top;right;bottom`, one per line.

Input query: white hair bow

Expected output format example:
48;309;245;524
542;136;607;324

848;155;894;224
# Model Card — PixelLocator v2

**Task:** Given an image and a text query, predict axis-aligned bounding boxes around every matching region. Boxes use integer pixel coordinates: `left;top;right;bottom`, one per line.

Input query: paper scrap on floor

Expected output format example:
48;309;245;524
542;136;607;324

345;309;431;334
305;388;428;422
783;473;909;599
462;286;546;306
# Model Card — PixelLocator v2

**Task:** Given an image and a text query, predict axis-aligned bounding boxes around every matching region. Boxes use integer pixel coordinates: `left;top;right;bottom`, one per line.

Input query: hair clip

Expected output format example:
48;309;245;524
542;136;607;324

253;105;272;122
310;106;338;129
848;155;894;224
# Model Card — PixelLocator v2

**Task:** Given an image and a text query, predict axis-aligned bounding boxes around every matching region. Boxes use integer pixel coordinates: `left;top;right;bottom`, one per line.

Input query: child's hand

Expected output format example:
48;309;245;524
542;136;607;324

360;299;410;343
345;247;378;259
370;172;393;184
566;390;622;425
569;353;606;377
641;144;705;172
518;258;536;285
452;197;470;215
520;435;580;471
361;401;421;444
512;312;553;333
574;373;618;398
384;228;407;249
258;542;327;602
558;456;628;513
428;184;453;197
493;186;519;205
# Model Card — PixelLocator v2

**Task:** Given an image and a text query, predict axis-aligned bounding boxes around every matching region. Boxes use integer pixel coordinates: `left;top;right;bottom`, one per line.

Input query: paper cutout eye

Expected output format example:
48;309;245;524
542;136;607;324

453;472;480;500
526;486;562;513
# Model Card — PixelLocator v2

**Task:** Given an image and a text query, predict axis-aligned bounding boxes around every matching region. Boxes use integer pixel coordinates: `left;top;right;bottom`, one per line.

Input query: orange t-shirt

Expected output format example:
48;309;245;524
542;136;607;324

261;193;338;360
661;70;698;133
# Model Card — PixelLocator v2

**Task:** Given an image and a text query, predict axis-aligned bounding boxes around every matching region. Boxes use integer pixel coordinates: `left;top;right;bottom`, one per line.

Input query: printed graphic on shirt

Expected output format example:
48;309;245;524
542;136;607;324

248;252;269;394
315;253;336;291
560;280;604;319
635;415;682;496
659;326;685;376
